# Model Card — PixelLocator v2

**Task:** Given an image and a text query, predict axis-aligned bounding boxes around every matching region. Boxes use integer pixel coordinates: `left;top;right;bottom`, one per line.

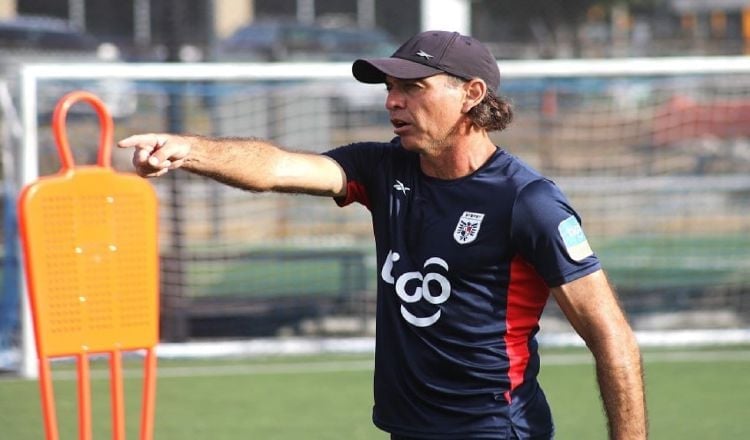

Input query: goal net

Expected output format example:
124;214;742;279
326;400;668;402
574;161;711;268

2;57;750;374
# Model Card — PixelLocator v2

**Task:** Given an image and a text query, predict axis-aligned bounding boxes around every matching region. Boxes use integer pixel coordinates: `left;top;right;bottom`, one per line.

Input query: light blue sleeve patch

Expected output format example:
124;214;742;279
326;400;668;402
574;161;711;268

558;215;593;261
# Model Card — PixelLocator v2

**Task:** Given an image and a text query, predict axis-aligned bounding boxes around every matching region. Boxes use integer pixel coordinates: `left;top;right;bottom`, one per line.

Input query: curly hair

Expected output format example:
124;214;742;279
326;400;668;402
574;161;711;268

447;75;514;132
468;91;514;132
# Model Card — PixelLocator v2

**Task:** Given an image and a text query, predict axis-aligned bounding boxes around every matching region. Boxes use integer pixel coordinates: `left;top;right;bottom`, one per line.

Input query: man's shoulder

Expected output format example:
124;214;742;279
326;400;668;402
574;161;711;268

347;137;403;151
494;149;548;189
326;137;412;160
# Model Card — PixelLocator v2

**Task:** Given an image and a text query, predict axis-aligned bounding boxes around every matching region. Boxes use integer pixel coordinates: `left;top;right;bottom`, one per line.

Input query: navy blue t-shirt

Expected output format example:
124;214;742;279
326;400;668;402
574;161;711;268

323;138;601;439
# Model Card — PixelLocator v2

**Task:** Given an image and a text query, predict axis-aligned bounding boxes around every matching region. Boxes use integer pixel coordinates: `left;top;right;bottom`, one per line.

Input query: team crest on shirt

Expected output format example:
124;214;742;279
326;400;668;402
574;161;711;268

453;211;485;244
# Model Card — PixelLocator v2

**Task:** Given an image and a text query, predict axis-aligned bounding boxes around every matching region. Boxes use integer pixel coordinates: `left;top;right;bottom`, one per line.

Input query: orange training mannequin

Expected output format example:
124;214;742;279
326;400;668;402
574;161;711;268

18;91;159;440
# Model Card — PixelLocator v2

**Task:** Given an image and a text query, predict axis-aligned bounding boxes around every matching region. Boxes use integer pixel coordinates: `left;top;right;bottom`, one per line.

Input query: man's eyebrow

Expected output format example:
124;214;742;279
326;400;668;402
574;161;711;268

389;78;422;85
384;78;405;89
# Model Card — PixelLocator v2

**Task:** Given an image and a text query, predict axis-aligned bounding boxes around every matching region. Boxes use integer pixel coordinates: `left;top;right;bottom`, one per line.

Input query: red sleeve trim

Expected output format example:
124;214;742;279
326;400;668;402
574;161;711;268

334;180;371;210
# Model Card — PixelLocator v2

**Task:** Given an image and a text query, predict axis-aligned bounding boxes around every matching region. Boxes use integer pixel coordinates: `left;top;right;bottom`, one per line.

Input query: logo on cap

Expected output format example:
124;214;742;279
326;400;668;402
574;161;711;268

416;50;434;60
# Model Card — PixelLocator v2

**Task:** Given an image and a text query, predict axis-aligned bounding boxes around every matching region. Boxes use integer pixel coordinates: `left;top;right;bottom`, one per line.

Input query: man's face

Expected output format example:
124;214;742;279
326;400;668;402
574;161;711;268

384;74;467;153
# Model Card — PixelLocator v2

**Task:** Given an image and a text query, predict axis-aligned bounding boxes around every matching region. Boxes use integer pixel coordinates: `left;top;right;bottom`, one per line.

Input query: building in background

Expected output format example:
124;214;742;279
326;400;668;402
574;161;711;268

0;0;749;59
670;0;750;54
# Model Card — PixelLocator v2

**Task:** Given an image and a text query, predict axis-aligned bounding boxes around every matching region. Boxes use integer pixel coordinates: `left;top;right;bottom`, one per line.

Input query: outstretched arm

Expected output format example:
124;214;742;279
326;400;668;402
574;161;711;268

117;133;347;197
551;269;647;440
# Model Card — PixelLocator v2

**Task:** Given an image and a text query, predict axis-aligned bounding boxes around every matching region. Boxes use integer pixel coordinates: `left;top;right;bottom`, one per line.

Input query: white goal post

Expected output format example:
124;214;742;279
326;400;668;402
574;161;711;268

10;56;750;378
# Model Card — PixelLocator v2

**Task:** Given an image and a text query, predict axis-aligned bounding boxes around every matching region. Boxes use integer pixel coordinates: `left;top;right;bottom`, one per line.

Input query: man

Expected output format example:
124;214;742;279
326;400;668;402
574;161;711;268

119;30;646;439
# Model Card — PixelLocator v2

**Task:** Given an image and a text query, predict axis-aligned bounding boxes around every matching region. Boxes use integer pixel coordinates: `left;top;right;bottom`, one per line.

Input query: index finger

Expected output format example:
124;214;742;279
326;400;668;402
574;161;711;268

117;133;166;153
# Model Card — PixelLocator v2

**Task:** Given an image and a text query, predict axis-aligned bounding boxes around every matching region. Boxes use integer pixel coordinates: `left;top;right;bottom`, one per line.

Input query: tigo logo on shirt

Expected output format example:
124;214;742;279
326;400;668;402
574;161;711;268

381;251;451;327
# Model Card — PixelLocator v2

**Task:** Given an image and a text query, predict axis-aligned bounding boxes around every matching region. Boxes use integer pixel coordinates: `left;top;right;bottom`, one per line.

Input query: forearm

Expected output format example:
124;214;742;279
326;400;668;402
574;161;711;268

552;272;648;439
124;133;346;196
181;135;288;191
590;328;648;439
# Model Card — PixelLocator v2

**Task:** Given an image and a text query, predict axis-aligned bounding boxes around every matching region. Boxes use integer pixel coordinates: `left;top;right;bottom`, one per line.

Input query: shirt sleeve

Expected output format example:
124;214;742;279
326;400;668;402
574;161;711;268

323;141;388;208
510;179;601;287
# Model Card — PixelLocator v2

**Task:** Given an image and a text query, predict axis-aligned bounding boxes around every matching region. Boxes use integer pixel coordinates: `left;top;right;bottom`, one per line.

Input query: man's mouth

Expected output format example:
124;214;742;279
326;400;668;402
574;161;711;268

391;118;410;133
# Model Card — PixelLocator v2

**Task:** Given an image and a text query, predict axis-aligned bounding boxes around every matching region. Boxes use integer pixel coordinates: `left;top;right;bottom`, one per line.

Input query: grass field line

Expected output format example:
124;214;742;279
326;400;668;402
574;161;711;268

28;349;749;382
544;349;750;365
44;359;376;381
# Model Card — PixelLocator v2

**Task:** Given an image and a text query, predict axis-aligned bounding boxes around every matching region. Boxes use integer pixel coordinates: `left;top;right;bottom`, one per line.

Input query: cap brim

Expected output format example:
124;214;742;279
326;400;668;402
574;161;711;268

352;58;443;84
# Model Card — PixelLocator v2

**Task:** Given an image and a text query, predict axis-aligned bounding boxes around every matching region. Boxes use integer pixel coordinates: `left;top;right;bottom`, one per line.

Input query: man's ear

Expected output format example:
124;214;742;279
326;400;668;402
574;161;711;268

462;79;487;113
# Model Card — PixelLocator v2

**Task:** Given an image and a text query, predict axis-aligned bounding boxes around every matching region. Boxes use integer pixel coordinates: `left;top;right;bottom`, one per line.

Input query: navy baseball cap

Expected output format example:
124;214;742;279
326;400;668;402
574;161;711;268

352;30;500;93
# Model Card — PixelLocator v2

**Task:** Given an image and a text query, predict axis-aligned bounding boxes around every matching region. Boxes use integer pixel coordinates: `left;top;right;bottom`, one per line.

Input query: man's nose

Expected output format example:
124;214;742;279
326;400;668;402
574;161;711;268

385;89;404;110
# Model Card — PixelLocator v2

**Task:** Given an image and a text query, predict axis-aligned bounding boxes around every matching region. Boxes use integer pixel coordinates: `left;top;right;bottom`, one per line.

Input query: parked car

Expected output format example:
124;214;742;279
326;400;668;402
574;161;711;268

0;15;112;56
319;26;398;61
218;20;397;62
0;16;135;119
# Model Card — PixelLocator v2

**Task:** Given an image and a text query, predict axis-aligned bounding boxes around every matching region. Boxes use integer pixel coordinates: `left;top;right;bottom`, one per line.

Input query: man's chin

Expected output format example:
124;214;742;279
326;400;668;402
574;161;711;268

398;136;421;152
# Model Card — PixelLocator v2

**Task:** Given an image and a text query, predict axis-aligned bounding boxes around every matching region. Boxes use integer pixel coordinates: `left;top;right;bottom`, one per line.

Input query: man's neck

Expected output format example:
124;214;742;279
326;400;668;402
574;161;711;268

419;131;497;180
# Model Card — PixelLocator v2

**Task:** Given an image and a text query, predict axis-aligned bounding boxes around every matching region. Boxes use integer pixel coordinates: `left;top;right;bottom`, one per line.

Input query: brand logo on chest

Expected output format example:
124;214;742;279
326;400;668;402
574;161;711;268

381;250;451;327
453;211;485;244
